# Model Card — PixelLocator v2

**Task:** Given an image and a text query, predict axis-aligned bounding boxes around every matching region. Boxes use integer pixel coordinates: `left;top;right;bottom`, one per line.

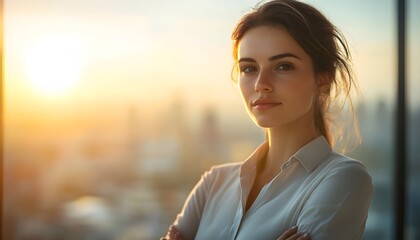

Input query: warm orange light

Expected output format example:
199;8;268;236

24;35;85;96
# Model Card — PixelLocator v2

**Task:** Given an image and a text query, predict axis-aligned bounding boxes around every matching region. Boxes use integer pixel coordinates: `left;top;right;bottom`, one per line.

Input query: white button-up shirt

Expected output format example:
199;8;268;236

172;136;374;240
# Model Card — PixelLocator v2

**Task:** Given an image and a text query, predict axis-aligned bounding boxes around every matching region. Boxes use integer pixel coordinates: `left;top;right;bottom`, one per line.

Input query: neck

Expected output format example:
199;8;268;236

262;116;318;175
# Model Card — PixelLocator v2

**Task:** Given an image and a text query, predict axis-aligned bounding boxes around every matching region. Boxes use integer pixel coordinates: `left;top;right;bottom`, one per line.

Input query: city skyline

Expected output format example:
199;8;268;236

5;0;420;129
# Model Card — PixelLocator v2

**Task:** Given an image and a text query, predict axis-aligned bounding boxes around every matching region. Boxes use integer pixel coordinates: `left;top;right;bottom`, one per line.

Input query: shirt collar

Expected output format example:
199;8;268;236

292;136;332;173
240;142;269;177
240;136;332;176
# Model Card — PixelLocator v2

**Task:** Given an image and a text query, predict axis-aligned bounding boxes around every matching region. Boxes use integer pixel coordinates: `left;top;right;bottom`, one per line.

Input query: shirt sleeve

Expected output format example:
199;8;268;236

171;168;215;240
297;160;374;240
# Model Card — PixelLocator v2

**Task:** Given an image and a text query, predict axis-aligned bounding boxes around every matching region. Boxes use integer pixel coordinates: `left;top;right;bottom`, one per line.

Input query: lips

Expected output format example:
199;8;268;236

252;99;282;110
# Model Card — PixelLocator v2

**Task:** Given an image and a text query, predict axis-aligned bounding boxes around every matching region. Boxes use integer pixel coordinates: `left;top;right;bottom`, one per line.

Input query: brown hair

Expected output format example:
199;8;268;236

231;0;360;150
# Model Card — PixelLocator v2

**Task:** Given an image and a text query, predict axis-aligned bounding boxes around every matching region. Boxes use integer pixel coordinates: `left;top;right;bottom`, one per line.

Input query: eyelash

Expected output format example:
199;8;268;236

239;63;294;75
276;63;294;71
240;66;257;74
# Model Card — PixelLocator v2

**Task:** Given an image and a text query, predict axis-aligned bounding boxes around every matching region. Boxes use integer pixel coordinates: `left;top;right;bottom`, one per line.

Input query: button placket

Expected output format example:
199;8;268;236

228;200;244;240
263;161;294;205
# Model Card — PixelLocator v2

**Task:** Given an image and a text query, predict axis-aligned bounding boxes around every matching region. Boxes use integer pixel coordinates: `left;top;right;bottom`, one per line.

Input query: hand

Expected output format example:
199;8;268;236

161;225;183;240
277;226;310;240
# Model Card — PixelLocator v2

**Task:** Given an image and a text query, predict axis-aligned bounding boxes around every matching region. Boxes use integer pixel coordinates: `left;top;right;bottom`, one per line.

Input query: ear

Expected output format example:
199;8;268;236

316;72;332;94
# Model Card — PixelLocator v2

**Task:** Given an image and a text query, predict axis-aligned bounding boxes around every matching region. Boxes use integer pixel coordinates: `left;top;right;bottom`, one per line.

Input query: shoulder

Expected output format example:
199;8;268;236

321;152;373;187
327;152;369;173
302;152;374;208
298;152;374;239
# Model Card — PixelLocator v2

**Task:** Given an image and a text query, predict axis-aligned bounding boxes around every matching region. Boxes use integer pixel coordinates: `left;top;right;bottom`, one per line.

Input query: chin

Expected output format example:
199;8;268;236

252;118;279;129
252;116;295;129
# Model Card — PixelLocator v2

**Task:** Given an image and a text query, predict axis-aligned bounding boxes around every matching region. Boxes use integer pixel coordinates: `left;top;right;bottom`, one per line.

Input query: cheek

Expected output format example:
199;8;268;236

284;78;317;108
238;80;253;101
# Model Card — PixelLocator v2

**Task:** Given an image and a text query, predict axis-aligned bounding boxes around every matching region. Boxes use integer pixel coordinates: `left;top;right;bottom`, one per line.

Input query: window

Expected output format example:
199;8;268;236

3;1;417;239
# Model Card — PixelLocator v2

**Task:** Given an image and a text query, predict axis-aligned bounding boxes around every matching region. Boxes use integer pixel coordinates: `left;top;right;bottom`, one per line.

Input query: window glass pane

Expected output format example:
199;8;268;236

4;1;396;239
407;0;420;239
4;1;257;239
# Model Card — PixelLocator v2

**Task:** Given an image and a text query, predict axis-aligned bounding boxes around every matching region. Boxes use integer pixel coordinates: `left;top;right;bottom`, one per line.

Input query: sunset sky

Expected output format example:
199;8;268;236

4;0;420;131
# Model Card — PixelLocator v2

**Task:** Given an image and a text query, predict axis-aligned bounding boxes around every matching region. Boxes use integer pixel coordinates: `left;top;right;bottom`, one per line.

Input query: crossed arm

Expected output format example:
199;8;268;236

161;225;311;240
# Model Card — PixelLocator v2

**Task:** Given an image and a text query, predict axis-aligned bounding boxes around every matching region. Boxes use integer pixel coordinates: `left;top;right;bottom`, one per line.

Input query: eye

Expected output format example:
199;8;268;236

240;65;257;74
276;64;294;71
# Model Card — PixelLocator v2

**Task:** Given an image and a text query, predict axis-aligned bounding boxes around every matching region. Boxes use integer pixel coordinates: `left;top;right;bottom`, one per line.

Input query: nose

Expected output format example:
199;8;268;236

255;70;273;92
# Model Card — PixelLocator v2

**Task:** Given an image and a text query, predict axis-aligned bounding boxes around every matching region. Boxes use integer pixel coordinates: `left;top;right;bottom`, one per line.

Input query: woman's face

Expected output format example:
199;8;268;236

237;25;321;129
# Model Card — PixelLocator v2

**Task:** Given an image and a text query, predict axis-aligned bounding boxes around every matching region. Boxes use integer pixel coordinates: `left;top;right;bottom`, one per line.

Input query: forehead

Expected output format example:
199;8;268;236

238;25;308;60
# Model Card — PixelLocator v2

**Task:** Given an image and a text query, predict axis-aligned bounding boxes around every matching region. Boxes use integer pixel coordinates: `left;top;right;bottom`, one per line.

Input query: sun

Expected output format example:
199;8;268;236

24;35;85;96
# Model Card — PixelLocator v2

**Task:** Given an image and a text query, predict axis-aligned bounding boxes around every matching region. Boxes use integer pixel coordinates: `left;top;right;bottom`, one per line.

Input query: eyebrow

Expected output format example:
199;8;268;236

238;52;301;63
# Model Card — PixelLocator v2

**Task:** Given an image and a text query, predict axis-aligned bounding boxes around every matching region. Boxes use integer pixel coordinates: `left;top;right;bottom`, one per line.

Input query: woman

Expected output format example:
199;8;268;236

163;0;374;239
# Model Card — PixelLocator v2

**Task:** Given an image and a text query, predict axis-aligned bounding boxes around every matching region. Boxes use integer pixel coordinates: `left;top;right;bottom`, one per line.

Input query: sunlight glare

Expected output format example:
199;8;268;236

25;35;85;96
